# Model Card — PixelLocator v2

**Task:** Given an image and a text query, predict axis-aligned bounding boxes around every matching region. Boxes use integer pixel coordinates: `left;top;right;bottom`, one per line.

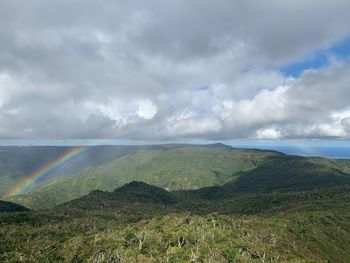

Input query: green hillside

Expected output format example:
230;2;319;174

61;181;178;211
223;155;350;194
7;145;276;209
309;156;350;173
59;180;350;216
1;181;350;262
0;145;151;196
0;200;30;213
8;145;350;211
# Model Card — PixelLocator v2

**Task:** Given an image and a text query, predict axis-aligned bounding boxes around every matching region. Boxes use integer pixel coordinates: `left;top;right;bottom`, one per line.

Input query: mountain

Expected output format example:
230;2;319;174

0;145;153;196
190;154;350;200
112;181;177;204
61;181;178;211
7;144;277;209
2;144;350;261
0;200;30;212
58;177;350;216
3;181;349;262
8;144;350;210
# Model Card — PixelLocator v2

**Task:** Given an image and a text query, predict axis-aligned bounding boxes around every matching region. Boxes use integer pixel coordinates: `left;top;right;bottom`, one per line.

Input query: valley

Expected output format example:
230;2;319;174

1;144;350;262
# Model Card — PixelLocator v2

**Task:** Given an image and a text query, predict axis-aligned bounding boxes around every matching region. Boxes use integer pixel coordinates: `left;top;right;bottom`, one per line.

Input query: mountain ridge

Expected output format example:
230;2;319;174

7;144;277;209
2;166;350;262
5;144;350;211
0;200;30;212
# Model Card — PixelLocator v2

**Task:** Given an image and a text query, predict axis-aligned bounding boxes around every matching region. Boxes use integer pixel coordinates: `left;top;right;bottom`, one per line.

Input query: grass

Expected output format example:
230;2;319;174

7;145;275;209
1;183;350;262
2;145;350;262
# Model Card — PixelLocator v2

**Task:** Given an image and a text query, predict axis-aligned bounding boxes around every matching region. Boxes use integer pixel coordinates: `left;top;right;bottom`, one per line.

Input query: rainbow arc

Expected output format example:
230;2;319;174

4;146;88;198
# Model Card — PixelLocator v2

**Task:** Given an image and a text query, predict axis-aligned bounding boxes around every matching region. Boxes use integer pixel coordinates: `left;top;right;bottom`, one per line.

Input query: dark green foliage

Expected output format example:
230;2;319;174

222;246;238;262
7;144;273;209
59;182;179;212
0;144;198;196
229;155;350;193
0;200;30;212
7;145;350;211
0;145;153;196
1;206;350;262
113;181;178;204
2;145;350;262
1;180;350;262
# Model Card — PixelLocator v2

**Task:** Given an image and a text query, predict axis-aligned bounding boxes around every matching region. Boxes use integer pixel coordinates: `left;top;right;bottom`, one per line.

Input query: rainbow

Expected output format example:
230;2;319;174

4;146;89;198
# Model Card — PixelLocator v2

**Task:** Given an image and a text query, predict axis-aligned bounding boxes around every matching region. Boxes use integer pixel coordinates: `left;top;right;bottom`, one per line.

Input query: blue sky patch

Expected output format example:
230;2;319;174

281;36;350;77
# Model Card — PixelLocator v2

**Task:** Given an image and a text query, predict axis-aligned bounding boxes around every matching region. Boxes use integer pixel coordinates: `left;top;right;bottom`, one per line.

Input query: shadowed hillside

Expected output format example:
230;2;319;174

0;200;29;212
60;181;178;211
0;145;155;196
7;145;350;211
7;144;277;209
2;180;350;262
58;179;350;216
2;144;214;197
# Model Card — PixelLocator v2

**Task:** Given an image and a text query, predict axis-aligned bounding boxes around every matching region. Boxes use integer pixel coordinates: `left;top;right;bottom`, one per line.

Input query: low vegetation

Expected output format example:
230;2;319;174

2;145;350;262
0;200;30;213
7;145;275;209
1;181;350;262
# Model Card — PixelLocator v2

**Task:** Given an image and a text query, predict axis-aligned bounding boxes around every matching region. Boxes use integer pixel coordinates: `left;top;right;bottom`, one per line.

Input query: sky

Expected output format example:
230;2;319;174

1;1;350;141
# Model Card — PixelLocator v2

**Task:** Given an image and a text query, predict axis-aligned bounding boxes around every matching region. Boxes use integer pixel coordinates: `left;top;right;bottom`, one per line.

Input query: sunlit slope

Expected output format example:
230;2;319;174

7;145;275;209
2;181;350;262
8;145;350;210
0;145;148;196
4;182;349;262
227;155;350;193
309;156;350;174
0;147;70;196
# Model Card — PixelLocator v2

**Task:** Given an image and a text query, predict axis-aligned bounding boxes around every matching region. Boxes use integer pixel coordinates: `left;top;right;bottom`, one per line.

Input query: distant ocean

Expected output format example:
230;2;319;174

231;145;350;159
0;139;349;159
273;146;350;159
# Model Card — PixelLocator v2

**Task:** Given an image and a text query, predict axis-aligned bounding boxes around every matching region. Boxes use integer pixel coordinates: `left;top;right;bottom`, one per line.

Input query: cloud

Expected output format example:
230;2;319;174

137;100;157;119
0;1;350;140
342;117;350;132
256;128;282;139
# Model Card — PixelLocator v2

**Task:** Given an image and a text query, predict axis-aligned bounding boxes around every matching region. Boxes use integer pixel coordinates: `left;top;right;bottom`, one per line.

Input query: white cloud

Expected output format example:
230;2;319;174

256;128;282;139
137;100;157;119
95;103;121;122
0;1;350;140
225;86;290;126
164;117;222;137
342;117;350;132
0;73;21;107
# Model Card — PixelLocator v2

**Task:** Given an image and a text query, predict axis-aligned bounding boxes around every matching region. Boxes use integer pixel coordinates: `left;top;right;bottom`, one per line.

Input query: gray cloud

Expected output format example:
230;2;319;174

0;0;350;140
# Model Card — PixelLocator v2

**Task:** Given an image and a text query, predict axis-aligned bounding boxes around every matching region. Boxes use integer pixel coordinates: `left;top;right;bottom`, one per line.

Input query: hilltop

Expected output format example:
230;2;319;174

2;143;350;262
0;200;30;212
7;144;278;209
2;144;350;262
1;144;213;196
7;144;350;210
0;145;154;196
2;180;350;262
60;181;178;211
57;176;350;216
